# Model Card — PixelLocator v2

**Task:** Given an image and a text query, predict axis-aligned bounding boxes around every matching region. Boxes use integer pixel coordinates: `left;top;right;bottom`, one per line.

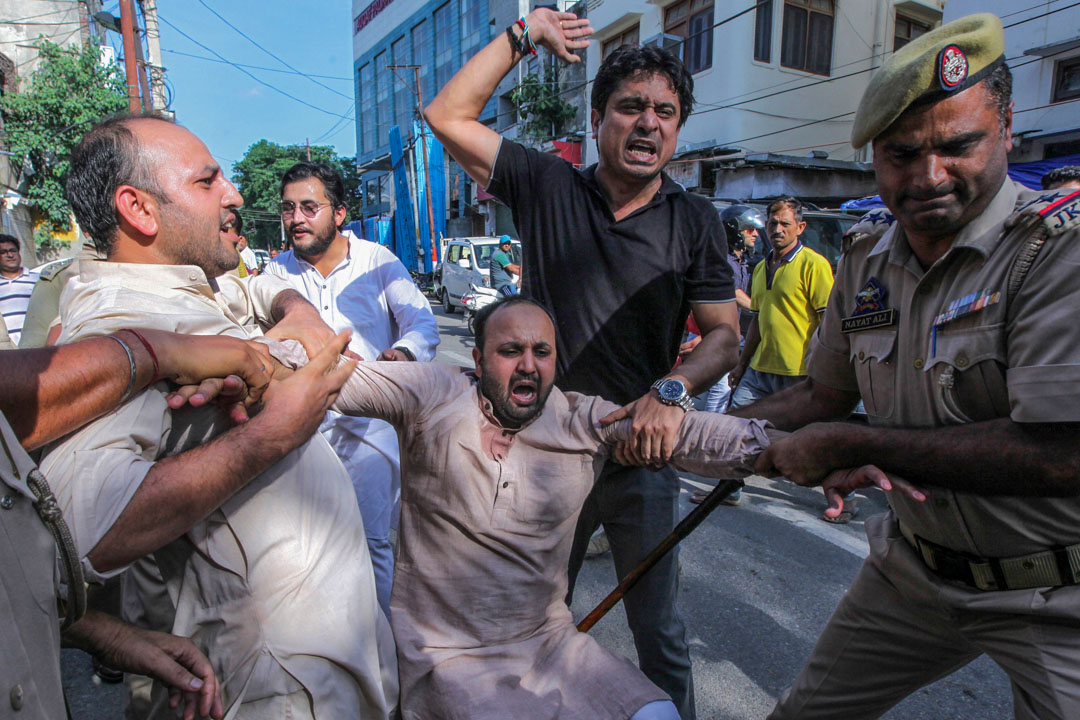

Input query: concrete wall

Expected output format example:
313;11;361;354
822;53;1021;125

944;0;1080;161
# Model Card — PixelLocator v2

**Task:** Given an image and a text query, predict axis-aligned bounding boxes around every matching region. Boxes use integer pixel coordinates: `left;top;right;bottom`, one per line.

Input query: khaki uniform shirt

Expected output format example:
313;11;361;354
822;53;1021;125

0;412;64;719
40;262;398;718
19;244;104;348
0;319;13;350
808;180;1080;557
269;342;772;720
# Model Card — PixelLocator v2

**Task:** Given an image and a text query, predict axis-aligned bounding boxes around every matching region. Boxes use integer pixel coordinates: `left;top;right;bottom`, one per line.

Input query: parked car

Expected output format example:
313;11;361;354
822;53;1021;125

439;236;522;313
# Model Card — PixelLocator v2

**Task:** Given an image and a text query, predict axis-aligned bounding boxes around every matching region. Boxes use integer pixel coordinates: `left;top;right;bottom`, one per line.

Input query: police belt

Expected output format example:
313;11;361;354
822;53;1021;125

899;522;1080;591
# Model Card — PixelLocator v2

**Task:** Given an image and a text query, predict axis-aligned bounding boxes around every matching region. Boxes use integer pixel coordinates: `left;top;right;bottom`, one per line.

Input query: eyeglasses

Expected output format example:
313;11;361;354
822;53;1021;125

279;201;332;219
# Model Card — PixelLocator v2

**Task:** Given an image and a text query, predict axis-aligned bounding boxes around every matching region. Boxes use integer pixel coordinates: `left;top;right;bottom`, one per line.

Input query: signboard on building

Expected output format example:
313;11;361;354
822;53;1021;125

665;160;701;190
355;0;396;34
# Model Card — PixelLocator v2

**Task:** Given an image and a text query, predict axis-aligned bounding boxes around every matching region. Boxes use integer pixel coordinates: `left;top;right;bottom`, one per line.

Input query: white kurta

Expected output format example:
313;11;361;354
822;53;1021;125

265;232;439;612
40;261;397;718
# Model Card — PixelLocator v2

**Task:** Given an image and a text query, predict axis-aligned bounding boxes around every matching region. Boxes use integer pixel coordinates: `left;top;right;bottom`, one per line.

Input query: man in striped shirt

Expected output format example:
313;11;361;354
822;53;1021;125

0;234;38;346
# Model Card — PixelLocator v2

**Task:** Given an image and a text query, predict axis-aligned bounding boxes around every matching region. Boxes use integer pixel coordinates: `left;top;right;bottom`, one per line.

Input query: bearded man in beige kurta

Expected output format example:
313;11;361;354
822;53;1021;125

268;297;773;720
39;116;397;719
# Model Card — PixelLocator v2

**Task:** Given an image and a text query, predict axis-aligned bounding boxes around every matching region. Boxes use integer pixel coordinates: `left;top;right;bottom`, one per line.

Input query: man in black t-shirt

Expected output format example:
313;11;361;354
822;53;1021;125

425;10;739;718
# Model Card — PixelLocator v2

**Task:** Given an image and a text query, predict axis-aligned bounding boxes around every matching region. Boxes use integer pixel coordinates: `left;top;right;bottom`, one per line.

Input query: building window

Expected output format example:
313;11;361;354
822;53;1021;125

391;36;412;132
894;14;930;51
602;25;640;60
754;0;773;62
434;2;455;90
781;0;833;75
412;20;432;105
359;63;374;154
374;50;389;148
665;0;714;74
460;0;487;64
1053;56;1080;103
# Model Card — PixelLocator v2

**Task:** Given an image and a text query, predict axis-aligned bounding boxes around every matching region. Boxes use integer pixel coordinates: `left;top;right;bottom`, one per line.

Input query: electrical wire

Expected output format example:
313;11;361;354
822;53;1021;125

157;13;351;120
193;0;353;100
1004;1;1080;27
162;48;352;81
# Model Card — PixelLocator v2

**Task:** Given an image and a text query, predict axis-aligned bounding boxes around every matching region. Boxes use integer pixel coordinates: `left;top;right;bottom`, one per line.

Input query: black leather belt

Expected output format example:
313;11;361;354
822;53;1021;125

899;522;1080;591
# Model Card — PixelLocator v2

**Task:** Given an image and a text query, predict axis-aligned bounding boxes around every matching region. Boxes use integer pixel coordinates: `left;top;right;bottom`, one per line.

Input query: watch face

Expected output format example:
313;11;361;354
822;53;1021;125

658;379;685;401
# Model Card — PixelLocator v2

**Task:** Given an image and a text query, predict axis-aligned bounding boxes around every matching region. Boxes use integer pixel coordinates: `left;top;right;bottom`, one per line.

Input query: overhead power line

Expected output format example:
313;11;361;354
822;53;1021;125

1004;1;1080;27
193;0;353;100
163;48;353;81
157;13;351;120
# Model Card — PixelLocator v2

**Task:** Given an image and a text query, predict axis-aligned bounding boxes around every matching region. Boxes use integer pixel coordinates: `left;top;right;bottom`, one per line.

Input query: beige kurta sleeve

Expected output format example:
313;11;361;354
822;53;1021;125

37;388;170;583
261;338;457;426
601;409;774;478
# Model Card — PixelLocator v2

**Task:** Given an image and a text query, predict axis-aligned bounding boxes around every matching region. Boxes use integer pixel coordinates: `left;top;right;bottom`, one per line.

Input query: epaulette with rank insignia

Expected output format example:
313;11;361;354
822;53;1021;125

1010;188;1080;235
38;256;74;281
1003;188;1080;310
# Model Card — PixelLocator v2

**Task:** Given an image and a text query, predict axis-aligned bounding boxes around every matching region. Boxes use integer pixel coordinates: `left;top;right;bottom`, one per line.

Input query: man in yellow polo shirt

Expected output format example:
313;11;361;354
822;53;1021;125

727;197;834;506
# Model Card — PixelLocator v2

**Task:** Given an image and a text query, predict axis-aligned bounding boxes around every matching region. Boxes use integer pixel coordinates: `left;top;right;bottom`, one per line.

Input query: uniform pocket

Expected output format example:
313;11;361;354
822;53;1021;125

849;330;898;419
927;324;1008;422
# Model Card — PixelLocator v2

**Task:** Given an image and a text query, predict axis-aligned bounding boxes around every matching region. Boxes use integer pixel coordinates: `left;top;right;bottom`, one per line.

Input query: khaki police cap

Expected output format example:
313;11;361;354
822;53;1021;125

851;13;1005;149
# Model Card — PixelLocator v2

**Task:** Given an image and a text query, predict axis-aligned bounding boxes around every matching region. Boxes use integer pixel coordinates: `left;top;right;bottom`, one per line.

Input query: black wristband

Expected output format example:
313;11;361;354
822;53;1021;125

506;24;527;55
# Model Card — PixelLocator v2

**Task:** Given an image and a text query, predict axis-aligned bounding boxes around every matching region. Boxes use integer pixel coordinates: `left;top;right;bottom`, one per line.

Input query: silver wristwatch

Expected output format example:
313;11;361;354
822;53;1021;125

651;378;694;412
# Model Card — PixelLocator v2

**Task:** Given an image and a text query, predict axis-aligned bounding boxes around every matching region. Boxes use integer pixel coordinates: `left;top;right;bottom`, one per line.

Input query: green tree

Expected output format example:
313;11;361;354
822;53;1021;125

231;140;363;250
0;40;127;249
510;71;577;143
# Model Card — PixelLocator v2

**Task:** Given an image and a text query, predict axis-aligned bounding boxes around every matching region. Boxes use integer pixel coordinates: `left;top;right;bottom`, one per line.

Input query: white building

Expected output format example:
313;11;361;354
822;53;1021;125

584;0;944;200
944;0;1080;163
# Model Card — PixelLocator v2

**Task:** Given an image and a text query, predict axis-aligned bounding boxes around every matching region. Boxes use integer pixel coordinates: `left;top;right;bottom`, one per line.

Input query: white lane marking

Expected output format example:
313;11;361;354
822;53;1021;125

439;349;474;367
759;503;869;559
679;476;869;559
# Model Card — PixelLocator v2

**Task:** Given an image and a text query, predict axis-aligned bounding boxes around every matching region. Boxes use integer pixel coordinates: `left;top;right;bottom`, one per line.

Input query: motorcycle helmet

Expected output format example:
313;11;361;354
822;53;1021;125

720;205;766;253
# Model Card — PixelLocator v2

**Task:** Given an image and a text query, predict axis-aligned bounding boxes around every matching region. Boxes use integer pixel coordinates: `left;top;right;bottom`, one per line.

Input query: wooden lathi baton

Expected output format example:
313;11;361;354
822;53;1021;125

577;478;744;633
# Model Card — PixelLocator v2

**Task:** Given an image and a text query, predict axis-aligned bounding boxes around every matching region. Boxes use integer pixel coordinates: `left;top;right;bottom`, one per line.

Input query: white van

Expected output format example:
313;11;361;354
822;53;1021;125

438;236;522;313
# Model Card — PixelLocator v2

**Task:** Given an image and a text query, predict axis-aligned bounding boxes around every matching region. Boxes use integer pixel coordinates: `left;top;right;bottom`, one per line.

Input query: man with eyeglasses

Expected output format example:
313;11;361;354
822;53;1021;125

266;161;439;615
0;234;39;346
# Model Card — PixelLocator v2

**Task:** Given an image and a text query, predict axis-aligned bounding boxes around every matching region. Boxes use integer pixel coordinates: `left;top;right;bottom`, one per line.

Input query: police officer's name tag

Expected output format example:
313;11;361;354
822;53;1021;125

841;277;897;333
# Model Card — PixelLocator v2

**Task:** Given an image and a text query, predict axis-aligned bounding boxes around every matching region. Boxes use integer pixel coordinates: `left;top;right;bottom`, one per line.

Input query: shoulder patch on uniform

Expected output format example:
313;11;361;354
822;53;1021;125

38;257;74;280
1012;189;1080;236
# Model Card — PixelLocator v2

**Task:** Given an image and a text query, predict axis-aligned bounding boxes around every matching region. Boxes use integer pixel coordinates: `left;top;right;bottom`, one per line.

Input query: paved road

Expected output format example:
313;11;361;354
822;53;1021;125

61;303;1012;718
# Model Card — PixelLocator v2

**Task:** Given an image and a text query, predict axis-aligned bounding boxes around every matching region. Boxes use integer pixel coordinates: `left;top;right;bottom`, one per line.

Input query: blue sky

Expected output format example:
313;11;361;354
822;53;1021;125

106;1;357;175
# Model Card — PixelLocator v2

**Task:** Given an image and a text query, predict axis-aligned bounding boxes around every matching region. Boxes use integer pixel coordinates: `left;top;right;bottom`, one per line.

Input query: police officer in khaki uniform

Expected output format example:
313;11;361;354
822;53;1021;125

19;242;105;348
727;13;1080;719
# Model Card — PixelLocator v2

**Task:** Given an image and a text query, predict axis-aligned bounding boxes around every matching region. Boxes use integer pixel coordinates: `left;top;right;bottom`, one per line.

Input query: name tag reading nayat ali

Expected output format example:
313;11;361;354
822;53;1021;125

841;277;897;334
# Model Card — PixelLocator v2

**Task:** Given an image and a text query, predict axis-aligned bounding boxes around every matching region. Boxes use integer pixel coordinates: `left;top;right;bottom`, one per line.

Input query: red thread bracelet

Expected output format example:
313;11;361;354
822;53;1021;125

123;328;161;382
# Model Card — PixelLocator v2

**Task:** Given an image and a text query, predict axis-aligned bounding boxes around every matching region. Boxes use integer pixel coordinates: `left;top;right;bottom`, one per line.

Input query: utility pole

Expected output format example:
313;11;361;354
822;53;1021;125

138;0;168;111
118;0;141;113
306;138;311;161
388;64;436;267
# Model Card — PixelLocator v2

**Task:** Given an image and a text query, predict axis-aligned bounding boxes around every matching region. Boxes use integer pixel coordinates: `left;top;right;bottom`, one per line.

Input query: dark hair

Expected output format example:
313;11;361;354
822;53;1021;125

232;210;244;236
591;44;694;129
474;296;557;355
766;196;804;222
65;112;174;255
1041;165;1080;190
280;162;348;226
982;63;1013;137
0;233;19;250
